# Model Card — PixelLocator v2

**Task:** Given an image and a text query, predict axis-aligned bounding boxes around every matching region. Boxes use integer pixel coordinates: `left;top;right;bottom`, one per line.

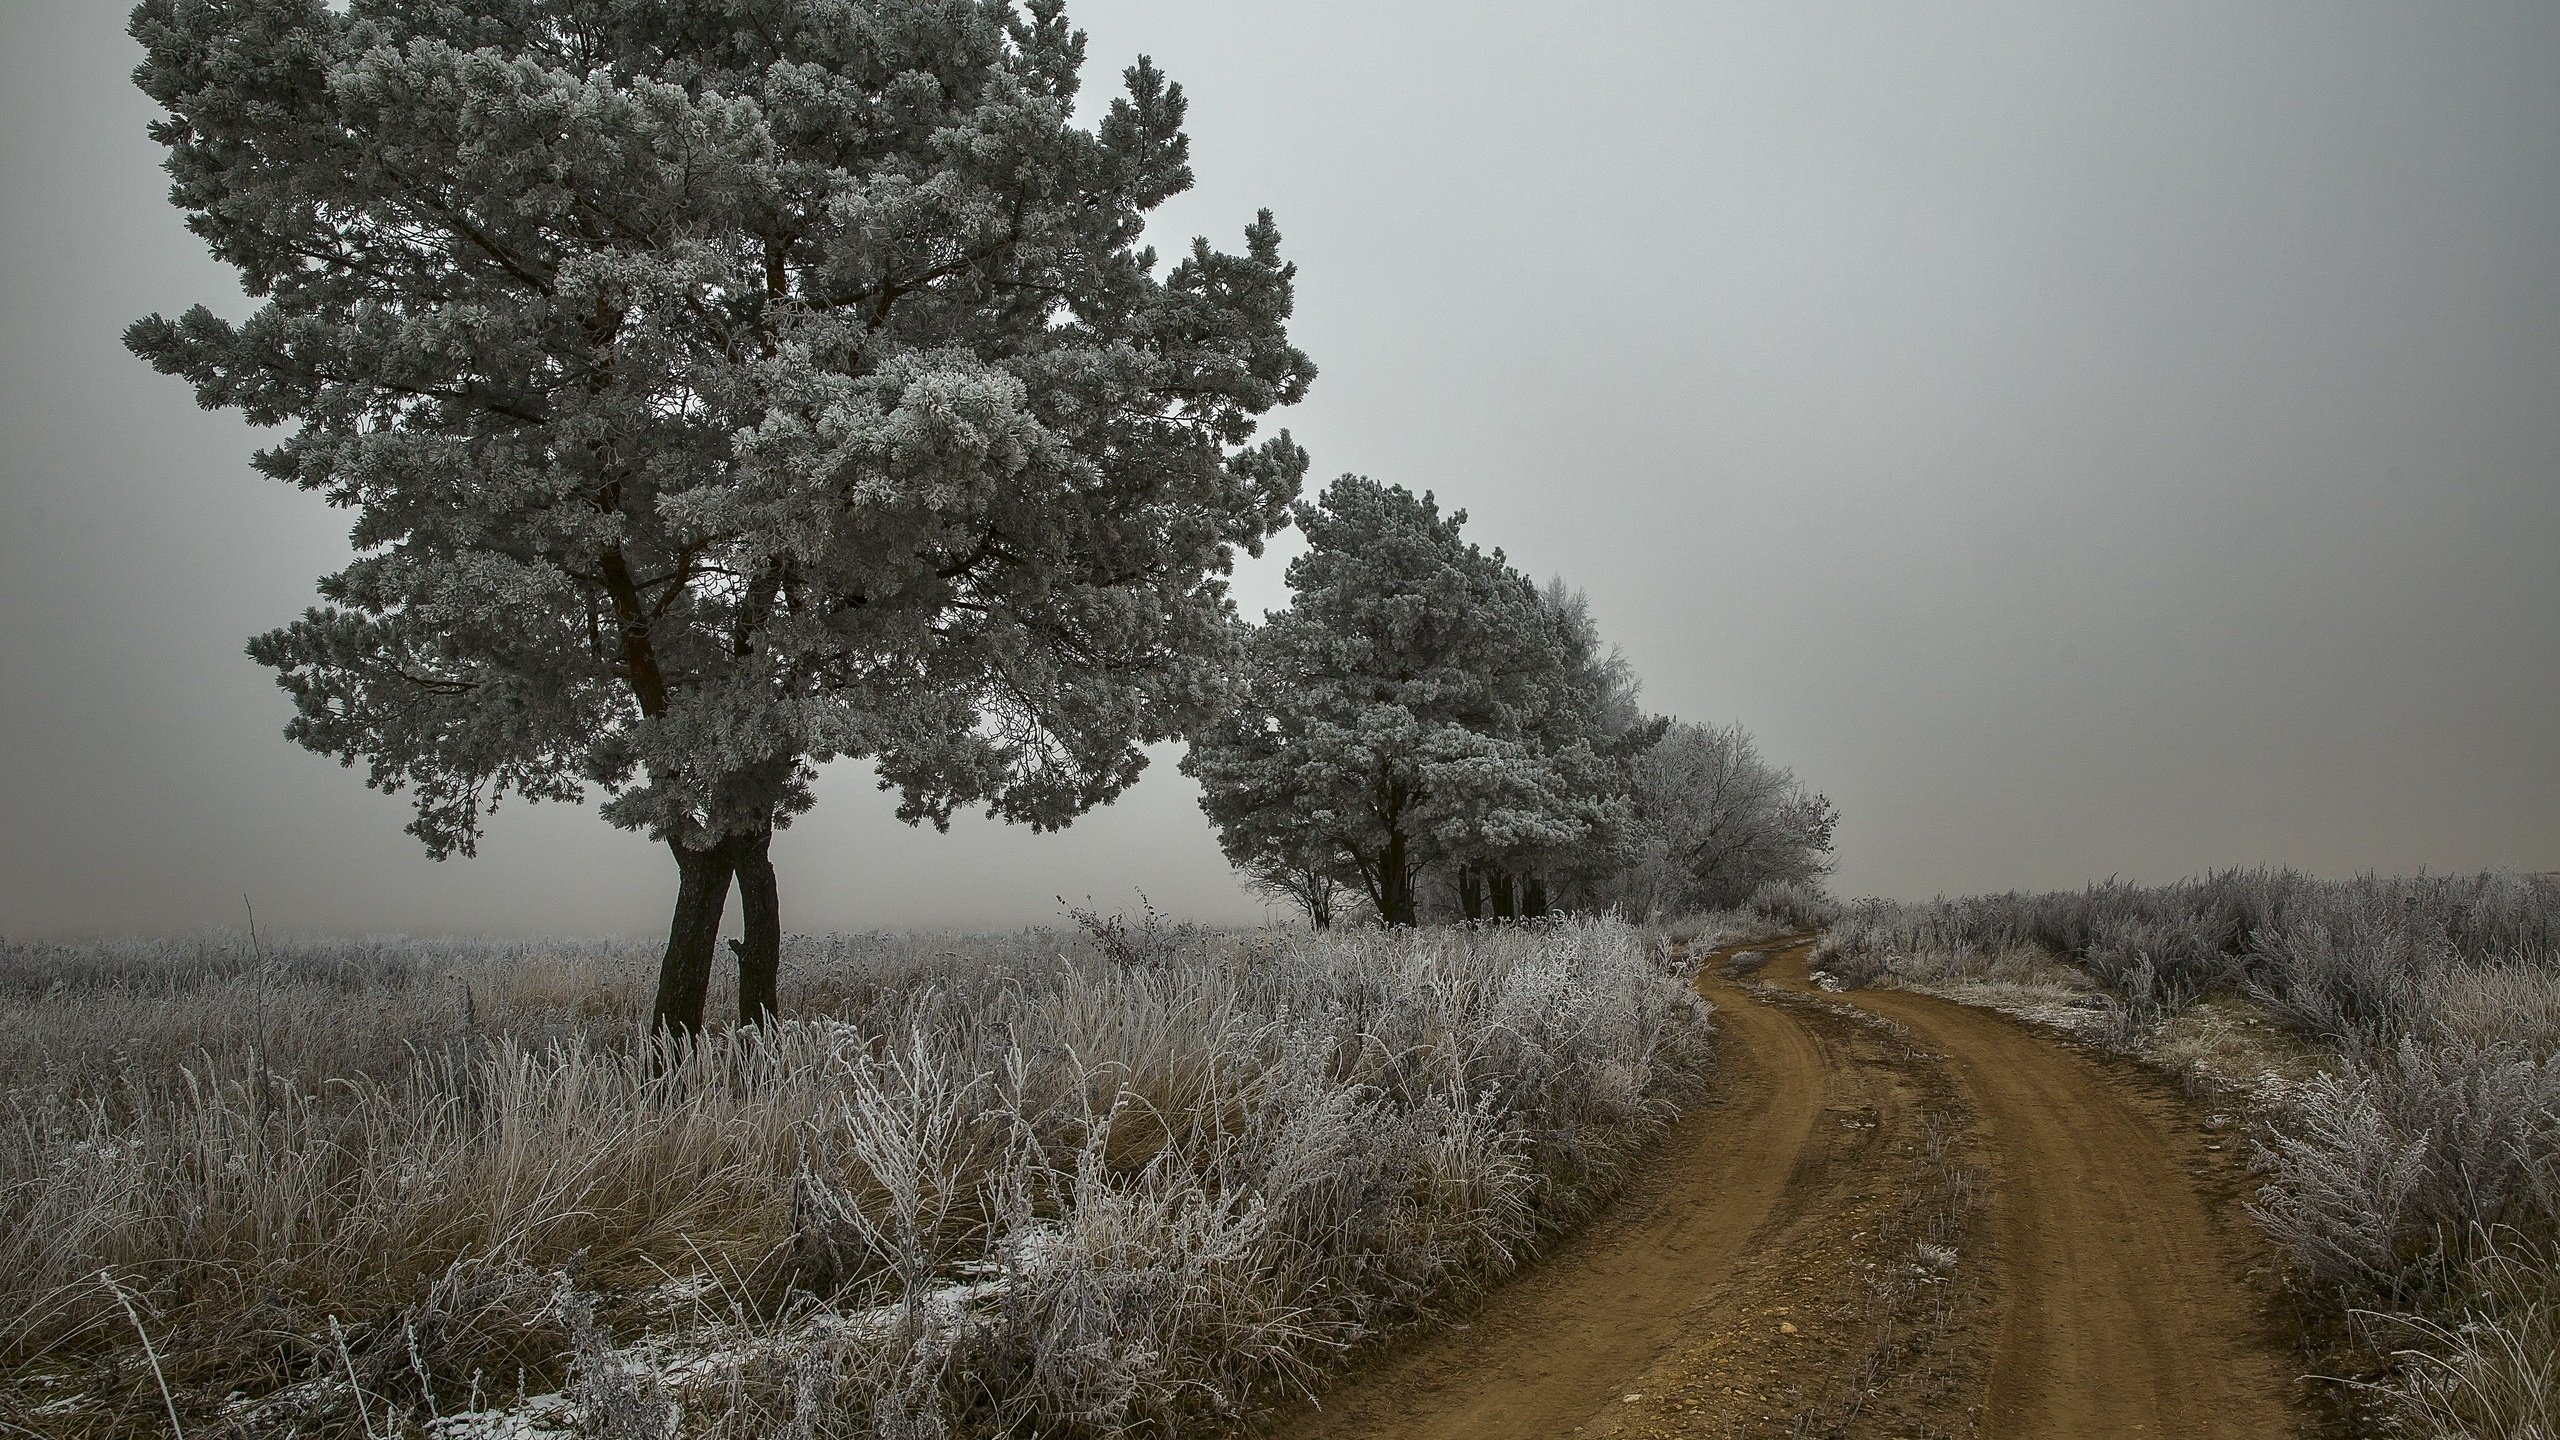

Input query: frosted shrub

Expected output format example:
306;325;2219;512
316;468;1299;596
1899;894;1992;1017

976;1120;1316;1430
2082;912;2226;1020
2245;907;2438;1049
1820;870;2558;1046
791;1025;1011;1301
2254;1037;2560;1304
1812;897;2054;991
1748;879;1842;933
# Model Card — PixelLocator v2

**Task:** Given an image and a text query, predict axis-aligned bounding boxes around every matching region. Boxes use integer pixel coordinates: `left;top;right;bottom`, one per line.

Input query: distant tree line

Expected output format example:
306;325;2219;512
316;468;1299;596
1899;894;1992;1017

1183;477;1837;926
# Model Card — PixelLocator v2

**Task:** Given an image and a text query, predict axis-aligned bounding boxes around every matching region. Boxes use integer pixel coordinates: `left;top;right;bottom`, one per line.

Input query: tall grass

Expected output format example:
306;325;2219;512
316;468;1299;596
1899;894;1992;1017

1815;869;2560;1436
0;916;1709;1437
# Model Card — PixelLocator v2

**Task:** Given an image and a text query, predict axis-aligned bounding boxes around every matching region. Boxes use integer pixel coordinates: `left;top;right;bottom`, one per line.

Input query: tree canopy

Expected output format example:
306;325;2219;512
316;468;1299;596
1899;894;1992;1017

1614;720;1839;913
1182;477;1597;925
128;0;1312;1028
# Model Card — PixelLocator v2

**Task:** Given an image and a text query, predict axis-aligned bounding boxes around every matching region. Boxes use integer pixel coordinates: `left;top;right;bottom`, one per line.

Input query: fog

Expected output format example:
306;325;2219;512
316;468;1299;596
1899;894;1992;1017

2;0;2553;938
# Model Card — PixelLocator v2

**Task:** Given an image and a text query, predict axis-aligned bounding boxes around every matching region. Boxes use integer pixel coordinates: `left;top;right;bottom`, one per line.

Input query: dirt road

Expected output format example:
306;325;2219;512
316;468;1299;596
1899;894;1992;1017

1264;938;2308;1439
1848;973;2301;1437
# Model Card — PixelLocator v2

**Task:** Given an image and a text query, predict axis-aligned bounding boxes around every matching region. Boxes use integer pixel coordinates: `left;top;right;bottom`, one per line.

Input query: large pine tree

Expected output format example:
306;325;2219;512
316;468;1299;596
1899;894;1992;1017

127;0;1312;1031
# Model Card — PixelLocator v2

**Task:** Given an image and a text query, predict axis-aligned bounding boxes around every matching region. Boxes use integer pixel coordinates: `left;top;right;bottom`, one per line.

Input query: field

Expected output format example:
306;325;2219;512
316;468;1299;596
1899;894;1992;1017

9;875;2558;1439
1;913;1743;1438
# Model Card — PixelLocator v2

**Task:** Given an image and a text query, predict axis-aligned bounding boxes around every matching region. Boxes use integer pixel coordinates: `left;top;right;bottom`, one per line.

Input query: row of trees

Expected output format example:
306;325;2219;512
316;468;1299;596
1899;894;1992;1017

1184;478;1836;928
128;1;1829;1029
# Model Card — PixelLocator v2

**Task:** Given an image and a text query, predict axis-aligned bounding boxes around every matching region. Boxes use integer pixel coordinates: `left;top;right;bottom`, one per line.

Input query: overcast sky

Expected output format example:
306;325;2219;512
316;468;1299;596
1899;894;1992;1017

2;1;2553;939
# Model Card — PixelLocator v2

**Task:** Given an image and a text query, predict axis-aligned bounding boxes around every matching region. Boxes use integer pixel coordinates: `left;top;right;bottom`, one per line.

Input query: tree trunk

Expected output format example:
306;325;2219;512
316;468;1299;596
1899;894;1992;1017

1458;865;1484;922
651;837;738;1038
1378;829;1418;926
731;827;781;1026
1490;869;1516;921
1283;864;1334;929
1523;872;1550;919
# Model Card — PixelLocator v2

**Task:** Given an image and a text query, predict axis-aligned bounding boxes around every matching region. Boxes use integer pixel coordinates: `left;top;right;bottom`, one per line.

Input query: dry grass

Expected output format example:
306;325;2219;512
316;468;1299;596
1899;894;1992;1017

0;916;1709;1438
2367;1232;2560;1440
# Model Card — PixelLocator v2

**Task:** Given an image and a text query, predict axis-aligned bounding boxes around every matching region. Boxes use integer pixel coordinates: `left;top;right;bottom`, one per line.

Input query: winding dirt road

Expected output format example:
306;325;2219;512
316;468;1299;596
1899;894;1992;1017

1264;938;2309;1440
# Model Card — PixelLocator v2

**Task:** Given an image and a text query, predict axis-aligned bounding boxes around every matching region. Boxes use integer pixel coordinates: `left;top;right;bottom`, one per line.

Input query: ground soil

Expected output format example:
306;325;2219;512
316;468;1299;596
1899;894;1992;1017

1260;938;2315;1440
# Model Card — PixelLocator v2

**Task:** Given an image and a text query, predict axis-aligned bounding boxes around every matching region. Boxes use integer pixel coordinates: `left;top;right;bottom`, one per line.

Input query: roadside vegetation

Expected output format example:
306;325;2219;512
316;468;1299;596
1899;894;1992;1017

1816;869;2560;1437
0;913;1753;1438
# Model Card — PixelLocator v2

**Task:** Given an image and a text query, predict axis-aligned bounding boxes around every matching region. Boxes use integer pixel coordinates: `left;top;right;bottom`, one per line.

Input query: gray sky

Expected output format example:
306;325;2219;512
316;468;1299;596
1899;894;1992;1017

2;1;2554;938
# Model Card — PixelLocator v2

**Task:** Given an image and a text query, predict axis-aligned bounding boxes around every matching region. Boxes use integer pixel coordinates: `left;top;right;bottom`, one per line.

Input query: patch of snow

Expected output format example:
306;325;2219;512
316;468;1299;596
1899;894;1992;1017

2245;1068;2315;1113
593;1262;1030;1401
427;1392;576;1440
641;1271;722;1308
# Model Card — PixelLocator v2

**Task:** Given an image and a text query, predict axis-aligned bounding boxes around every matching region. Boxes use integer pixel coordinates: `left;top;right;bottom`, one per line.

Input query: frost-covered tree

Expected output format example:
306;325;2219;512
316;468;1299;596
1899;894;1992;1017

1540;579;1646;745
1444;579;1656;921
1617;720;1838;914
1433;735;1599;921
1240;848;1342;929
126;0;1312;1032
1183;478;1577;926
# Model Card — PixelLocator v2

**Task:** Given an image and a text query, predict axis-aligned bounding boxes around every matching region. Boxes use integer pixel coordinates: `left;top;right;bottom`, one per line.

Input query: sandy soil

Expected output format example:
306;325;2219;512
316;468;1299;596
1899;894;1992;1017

1260;938;2311;1440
